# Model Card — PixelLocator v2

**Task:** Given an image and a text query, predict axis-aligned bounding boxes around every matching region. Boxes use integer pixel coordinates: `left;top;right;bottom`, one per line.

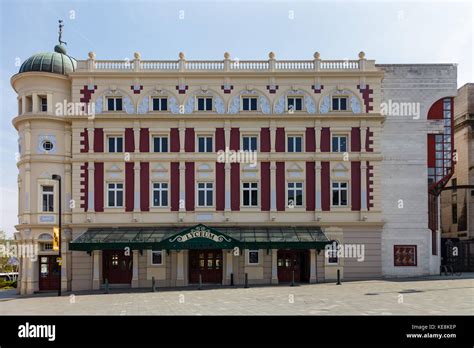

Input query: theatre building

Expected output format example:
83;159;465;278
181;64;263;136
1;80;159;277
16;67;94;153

12;36;457;293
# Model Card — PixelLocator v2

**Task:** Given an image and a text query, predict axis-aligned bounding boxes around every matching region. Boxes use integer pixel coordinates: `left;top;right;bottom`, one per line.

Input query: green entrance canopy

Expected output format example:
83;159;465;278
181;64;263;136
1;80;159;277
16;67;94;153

69;224;332;251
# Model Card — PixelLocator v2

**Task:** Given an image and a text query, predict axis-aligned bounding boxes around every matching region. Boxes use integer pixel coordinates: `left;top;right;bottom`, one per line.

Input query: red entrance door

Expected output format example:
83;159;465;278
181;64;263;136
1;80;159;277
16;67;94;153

39;255;60;291
103;250;133;284
277;250;310;283
189;250;223;284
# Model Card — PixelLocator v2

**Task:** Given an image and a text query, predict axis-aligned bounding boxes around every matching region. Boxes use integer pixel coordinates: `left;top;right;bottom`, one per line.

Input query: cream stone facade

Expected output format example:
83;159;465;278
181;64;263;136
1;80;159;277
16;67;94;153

11;44;457;294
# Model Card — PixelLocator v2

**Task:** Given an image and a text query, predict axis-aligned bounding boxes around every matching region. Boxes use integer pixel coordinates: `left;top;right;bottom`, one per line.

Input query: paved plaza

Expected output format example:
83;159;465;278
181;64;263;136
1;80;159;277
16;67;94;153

1;275;473;315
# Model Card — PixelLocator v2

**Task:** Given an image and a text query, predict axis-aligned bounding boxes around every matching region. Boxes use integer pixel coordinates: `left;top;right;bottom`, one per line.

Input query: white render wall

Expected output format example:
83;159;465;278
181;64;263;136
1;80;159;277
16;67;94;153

378;64;457;277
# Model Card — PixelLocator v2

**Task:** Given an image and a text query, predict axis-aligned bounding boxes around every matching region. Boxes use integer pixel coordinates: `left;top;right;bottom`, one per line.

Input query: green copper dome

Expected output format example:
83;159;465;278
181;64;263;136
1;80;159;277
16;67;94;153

19;44;77;75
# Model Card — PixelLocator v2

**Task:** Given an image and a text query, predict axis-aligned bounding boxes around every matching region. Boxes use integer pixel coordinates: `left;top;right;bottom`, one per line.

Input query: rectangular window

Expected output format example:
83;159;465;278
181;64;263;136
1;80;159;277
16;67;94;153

41;185;54;212
242;182;258;207
152;183;168;207
107;136;123;153
153;136;168;153
452;204;458;224
152;97;168;111
287;97;303;111
332;97;348;111
197;97;213;111
197;182;213;207
287;182;303;207
394;245;417;266
242;136;257;151
242;97;258;111
332;135;348;152
151;250;163;265
43;243;53;251
107;97;123;111
107;183;124;208
40;97;47;112
326;243;339;264
287;136;302;152
332;182;348;206
248;250;259;264
198;136;213;153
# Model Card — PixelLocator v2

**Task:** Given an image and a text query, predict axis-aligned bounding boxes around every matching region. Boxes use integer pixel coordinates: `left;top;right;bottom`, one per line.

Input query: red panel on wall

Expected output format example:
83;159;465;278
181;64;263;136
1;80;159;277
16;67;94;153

351;161;361;211
140;162;149;211
93;128;104;152
125;128;134;153
185;162;195;211
351;127;361;152
276;162;285;211
275;128;285;152
261;162;270;211
320;128;330;152
321;162;330;211
427;98;444;120
216;162;225;211
365;127;374;152
80;128;89;153
231;163;240;211
170;162;180;211
170;128;180;152
94;162;104;212
140;128;149;152
260;128;270;152
230;128;240;151
185;128;195;152
305;128;315;152
80;163;88;211
306;162;315;211
125;162;134;212
427;134;436;168
215;128;225;152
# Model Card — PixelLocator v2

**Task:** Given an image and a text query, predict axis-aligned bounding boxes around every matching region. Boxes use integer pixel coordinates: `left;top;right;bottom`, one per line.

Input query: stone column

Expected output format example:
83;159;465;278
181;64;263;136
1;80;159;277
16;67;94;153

92;250;101;290
361;127;367;152
61;229;71;292
309;249;317;283
361;162;368;211
87;127;94;154
225;250;233;285
179;122;186;153
179;162;186;213
133;162;141;213
133;124;140;153
271;249;278;284
270;123;276;153
132;250;139;288
315;125;321;153
87;163;95;213
26;240;38;294
270;162;277;213
225;163;231;212
176;251;184;286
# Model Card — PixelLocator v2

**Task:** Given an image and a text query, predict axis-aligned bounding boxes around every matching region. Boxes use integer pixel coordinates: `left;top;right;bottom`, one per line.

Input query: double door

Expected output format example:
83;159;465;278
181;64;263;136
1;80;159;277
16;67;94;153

39;255;60;291
277;249;310;283
189;250;223;284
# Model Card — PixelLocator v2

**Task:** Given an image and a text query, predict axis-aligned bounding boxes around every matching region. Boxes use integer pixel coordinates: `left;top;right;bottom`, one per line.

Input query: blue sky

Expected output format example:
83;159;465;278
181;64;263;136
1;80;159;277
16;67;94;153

0;0;473;237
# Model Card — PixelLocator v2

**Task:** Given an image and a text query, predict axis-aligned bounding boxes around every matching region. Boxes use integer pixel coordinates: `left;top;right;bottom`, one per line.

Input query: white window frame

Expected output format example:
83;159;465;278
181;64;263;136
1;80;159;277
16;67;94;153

331;96;349;111
287;182;304;208
152;182;169;207
247;249;260;265
287;96;304;112
107;182;124;208
242;182;259;207
242;135;258;152
331;135;348;153
241;96;258;111
197;135;214;153
197;182;214;207
331;181;349;207
150;250;164;265
41;185;54;212
107;135;124;153
106;96;123;111
196;96;213;111
287;135;303;153
152;135;169;153
152;97;168;111
325;243;339;265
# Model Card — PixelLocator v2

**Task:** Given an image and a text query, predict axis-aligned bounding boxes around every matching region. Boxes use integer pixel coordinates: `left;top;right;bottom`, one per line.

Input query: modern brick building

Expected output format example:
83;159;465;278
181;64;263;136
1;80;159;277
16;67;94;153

11;37;457;294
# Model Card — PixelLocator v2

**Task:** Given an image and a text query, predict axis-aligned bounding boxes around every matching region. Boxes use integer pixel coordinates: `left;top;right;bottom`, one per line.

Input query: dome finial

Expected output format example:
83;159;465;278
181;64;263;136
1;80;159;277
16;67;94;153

54;19;68;55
